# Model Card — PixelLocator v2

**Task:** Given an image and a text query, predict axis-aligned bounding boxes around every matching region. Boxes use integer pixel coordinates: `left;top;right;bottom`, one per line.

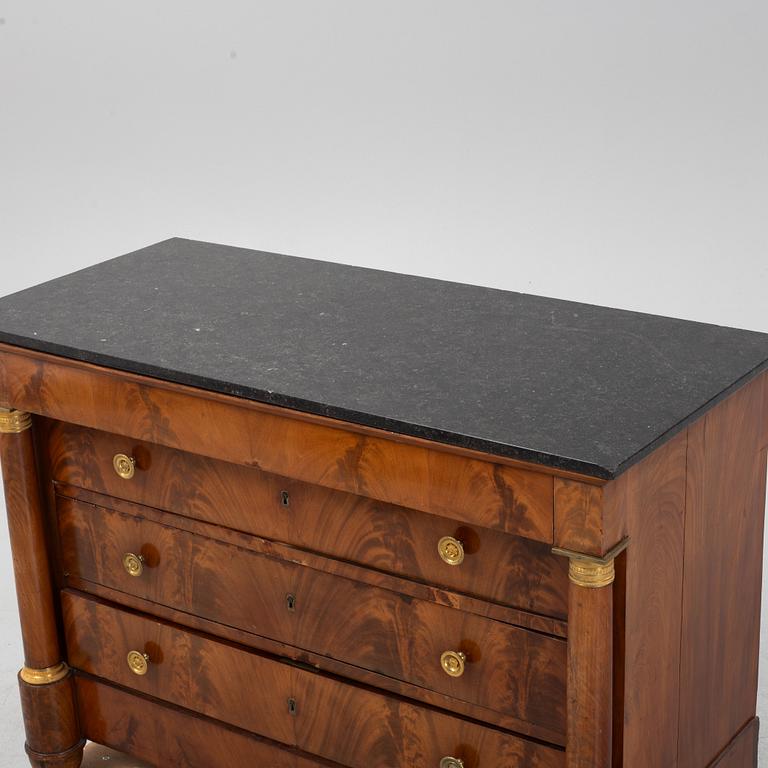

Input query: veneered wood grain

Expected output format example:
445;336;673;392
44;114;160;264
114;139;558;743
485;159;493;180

611;551;627;768
64;570;560;743
65;593;566;768
45;419;568;618
19;673;85;768
0;416;86;766
708;718;758;768
75;675;346;768
554;478;627;558
58;497;567;736
554;480;606;556
565;581;613;768
58;483;567;638
0;346;556;541
0;423;61;669
604;430;688;768
296;669;562;768
82;744;152;768
762;370;768;450
678;374;768;768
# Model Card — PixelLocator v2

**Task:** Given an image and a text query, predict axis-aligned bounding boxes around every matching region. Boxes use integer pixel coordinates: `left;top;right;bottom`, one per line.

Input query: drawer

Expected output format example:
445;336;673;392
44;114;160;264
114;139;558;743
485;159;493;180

58;496;567;738
63;592;565;768
76;676;365;768
47;421;567;618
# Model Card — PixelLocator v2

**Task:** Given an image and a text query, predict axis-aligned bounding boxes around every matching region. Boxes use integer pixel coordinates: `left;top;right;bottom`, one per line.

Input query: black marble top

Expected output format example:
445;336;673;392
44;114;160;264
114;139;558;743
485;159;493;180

1;238;766;479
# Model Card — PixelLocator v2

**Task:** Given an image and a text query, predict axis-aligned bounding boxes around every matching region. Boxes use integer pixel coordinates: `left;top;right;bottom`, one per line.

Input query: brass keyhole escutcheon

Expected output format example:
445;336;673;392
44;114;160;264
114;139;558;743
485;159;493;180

440;650;466;678
438;536;465;566
122;552;145;577
280;490;290;507
113;453;136;480
440;758;465;768
126;650;150;676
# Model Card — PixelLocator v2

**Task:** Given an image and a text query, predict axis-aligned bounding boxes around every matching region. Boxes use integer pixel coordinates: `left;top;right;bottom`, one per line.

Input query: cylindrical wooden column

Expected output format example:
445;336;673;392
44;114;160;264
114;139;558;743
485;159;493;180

566;559;614;768
0;408;84;768
552;540;626;768
1;409;61;670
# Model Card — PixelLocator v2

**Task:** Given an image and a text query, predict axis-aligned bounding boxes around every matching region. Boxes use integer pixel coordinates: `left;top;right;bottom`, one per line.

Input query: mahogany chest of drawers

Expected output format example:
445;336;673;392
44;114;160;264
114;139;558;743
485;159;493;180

0;239;767;768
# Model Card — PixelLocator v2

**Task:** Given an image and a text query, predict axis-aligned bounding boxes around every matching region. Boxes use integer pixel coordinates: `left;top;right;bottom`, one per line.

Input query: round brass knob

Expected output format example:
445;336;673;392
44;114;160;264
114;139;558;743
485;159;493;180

440;758;464;768
126;650;150;676
113;453;136;480
438;536;464;566
440;650;466;678
122;552;145;577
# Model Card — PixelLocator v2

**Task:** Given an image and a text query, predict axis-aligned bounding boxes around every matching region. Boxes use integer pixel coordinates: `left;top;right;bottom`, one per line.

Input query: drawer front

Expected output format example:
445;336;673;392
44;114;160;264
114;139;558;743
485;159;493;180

58;496;566;737
47;421;566;618
64;592;565;768
77;677;359;768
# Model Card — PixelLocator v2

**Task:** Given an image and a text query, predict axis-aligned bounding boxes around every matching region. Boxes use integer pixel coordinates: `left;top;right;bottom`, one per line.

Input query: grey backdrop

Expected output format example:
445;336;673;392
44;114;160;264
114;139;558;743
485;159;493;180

1;1;766;765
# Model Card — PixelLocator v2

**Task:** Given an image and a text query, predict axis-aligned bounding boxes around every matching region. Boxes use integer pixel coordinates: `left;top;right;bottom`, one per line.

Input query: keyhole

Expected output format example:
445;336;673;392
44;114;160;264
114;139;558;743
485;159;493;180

280;490;290;507
286;593;296;612
288;697;297;715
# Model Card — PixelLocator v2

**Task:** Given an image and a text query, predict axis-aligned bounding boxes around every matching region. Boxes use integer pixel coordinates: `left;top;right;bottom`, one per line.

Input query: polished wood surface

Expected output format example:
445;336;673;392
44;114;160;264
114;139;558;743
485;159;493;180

678;374;768;768
46;420;568;617
0;422;60;669
0;345;557;540
604;431;688;767
82;743;152;768
565;580;613;768
708;718;759;768
58;496;567;736
553;480;605;557
59;483;567;640
602;372;768;767
76;676;348;768
65;592;565;768
0;415;85;767
64;571;560;743
19;674;85;768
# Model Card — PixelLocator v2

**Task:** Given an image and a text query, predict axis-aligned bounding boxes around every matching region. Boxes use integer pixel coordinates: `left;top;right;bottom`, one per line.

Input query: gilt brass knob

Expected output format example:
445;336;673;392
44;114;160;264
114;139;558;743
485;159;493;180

440;758;464;768
113;453;136;480
438;536;464;566
440;650;466;678
122;552;145;577
126;650;150;676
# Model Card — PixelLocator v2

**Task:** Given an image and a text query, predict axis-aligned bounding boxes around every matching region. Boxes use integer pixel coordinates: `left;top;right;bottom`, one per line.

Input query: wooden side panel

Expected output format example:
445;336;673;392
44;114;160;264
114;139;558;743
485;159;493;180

607;430;687;768
0;346;555;542
678;374;768;768
708;718;758;768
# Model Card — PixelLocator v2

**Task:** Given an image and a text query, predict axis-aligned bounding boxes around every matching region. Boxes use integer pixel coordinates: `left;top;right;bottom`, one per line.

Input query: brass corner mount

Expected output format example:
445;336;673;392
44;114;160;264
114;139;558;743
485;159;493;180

0;408;32;434
19;662;69;686
552;538;629;588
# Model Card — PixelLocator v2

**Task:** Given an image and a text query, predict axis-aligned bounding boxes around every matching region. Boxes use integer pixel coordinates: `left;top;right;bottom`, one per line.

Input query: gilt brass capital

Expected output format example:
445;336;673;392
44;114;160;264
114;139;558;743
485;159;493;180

0;408;32;434
19;662;69;685
552;538;629;589
568;558;615;588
